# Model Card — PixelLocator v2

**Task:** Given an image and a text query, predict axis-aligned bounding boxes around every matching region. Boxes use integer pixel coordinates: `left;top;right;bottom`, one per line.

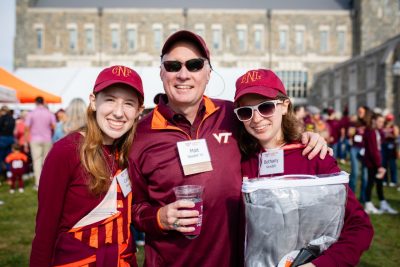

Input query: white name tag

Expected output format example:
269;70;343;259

260;149;284;176
354;134;363;143
115;169;131;197
177;139;213;176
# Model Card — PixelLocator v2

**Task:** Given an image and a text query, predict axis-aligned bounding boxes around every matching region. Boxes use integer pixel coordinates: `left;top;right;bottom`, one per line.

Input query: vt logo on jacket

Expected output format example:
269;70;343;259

213;132;232;144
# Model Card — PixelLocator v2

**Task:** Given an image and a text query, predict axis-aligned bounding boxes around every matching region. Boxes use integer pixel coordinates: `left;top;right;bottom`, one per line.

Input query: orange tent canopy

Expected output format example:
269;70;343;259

0;67;62;103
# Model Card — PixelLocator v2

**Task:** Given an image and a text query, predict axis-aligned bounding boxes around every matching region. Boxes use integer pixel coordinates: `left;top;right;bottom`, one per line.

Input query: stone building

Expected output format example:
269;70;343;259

15;0;355;105
311;0;400;116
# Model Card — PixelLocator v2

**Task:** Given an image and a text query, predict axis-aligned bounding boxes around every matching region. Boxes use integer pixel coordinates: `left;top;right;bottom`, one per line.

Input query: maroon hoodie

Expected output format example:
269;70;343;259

129;96;243;267
241;144;374;267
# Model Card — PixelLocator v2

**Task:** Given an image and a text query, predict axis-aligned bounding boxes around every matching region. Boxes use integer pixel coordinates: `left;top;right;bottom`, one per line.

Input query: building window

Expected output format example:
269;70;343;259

237;28;247;52
153;28;162;50
111;28;120;50
127;28;137;51
85;28;94;51
195;24;205;38
320;30;329;53
254;29;263;51
337;31;345;54
169;24;179;36
279;30;287;51
212;27;222;50
36;28;43;50
295;30;304;53
69;28;77;51
366;61;377;89
367;92;376;108
276;71;308;98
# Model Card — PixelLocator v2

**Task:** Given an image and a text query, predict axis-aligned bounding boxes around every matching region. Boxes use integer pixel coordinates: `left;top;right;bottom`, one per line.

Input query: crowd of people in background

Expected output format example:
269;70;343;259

294;104;399;214
0;97;87;200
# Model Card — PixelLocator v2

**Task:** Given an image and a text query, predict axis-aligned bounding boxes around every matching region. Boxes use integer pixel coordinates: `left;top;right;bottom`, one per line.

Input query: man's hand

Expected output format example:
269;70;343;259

158;200;199;232
301;132;333;160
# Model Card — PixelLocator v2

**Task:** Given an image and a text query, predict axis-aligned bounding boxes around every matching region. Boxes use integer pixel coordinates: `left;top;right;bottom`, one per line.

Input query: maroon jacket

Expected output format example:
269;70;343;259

326;118;340;144
363;128;382;168
30;133;135;267
241;144;373;267
129;96;243;267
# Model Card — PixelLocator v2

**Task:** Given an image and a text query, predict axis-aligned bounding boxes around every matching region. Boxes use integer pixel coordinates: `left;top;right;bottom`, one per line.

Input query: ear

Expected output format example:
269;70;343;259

89;93;96;111
206;68;211;83
137;105;145;118
282;99;290;115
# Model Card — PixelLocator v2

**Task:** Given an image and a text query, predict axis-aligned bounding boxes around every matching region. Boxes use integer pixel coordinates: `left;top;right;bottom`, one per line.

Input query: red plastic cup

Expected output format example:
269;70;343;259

173;185;204;239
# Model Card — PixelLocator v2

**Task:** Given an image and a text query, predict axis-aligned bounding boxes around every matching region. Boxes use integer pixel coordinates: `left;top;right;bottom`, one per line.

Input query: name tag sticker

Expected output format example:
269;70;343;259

177;139;213;176
116;169;131;197
354;135;363;143
260;149;284;176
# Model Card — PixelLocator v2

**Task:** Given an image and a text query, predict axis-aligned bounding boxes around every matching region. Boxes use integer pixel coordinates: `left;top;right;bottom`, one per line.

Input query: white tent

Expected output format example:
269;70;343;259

14;67;249;110
0;86;18;103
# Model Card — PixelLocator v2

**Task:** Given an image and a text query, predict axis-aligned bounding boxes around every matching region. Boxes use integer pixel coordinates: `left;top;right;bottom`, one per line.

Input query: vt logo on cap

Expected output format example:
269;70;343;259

111;66;133;78
240;70;262;84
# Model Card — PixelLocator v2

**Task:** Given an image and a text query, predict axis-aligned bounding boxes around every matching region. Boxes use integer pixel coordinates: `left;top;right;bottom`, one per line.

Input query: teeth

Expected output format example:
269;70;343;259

176;85;192;89
253;125;267;131
108;120;124;128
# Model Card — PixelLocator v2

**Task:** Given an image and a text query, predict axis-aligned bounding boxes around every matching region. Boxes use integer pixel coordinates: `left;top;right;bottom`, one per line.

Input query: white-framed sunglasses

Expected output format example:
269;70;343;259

234;100;283;121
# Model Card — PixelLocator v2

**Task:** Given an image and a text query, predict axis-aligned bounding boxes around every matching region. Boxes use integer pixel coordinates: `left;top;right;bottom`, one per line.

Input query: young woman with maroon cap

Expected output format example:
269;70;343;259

30;65;144;267
234;69;373;267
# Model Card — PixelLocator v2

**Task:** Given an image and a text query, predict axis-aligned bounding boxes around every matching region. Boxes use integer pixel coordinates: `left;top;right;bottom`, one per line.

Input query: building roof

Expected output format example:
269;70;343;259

33;0;352;10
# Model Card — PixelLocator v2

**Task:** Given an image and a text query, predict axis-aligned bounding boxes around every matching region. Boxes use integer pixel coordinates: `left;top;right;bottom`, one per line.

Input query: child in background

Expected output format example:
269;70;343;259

5;143;28;193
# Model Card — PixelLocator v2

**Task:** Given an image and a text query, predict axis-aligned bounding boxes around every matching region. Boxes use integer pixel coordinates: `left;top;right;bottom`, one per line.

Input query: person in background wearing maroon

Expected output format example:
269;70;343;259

363;113;398;214
5;143;28;193
348;106;370;203
30;65;144;267
129;30;330;267
235;68;373;267
380;113;398;187
326;108;341;159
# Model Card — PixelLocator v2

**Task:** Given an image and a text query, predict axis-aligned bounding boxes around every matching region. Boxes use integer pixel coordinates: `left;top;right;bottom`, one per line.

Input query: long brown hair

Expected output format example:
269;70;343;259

79;90;142;196
236;94;303;159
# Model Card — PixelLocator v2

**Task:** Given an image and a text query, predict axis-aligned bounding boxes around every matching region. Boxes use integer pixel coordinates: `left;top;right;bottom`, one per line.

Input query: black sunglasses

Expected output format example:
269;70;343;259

234;100;283;121
162;58;206;72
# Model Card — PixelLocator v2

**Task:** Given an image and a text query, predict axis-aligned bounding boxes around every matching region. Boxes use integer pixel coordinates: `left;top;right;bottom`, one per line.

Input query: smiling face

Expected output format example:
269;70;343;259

238;94;289;149
89;85;143;145
160;41;211;113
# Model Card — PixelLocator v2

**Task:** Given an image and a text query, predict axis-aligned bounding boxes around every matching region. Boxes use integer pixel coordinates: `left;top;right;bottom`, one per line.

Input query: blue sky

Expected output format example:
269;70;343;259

0;0;16;71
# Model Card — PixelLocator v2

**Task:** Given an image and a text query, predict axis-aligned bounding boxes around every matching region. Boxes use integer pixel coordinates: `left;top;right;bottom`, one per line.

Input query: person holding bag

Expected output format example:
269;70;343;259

235;69;373;267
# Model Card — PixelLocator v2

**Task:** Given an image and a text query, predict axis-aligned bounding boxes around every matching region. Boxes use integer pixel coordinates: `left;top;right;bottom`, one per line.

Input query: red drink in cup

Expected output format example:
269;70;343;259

173;185;204;239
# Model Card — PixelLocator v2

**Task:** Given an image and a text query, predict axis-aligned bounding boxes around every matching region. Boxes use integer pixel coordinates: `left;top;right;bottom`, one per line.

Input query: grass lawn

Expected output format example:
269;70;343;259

0;161;399;266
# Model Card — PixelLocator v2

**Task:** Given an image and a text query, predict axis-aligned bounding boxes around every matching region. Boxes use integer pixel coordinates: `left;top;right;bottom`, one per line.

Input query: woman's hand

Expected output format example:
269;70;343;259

158;200;199;232
301;131;332;160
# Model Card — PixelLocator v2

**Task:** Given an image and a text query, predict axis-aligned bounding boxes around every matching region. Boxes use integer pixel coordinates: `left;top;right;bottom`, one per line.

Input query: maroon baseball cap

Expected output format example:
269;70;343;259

234;69;287;102
93;65;144;99
161;30;210;62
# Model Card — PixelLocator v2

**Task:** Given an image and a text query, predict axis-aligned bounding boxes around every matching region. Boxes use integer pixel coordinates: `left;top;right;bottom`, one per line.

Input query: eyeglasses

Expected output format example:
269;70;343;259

162;58;206;72
234;100;283;121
